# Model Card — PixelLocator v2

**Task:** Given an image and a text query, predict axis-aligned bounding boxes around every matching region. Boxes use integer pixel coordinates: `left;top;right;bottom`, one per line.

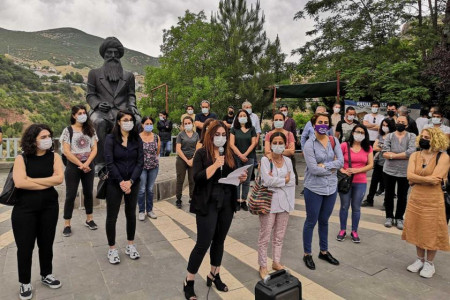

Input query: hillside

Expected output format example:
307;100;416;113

0;27;159;75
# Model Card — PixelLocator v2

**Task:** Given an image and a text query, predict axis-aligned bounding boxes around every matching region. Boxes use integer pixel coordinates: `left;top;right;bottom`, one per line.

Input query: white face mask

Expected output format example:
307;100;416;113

77;114;87;123
274;120;284;129
371;107;379;114
213;135;227;147
333;108;340;114
187;109;194;115
382;126;390;133
428;112;433;118
271;144;285;155
238;117;247;124
38;138;53;150
201;108;209;114
281;111;288;117
431;117;441;125
121;121;134;132
246;108;252;115
353;133;365;142
347;115;355;121
184;124;193;132
159;116;165;121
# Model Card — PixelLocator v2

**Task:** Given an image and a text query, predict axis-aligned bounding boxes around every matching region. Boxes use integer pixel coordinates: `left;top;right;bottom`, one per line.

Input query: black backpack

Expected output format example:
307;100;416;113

61;126;74;166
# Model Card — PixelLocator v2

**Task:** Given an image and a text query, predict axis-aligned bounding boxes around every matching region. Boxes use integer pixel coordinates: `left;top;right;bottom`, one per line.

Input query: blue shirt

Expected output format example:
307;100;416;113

303;135;344;195
301;121;332;148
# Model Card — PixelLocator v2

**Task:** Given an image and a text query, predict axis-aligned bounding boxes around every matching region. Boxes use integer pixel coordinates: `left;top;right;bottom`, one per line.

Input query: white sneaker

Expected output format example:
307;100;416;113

407;259;424;273
125;244;140;260
147;211;157;219
107;248;120;264
138;212;145;221
396;219;404;230
420;261;435;278
384;218;393;228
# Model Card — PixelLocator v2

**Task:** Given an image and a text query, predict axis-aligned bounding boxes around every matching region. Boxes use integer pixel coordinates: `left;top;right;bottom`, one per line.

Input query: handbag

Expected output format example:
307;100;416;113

337;142;353;194
436;152;450;207
61;126;73;166
96;165;109;199
248;160;273;215
0;154;27;206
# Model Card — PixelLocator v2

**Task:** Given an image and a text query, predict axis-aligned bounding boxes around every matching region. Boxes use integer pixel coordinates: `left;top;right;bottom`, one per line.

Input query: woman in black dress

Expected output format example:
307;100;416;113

12;124;64;300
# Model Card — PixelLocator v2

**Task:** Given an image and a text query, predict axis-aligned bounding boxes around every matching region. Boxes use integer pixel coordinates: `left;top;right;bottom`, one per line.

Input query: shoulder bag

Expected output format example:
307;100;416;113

248;159;273;215
61;126;74;166
0;154;27;206
337;142;353;194
96;164;109;199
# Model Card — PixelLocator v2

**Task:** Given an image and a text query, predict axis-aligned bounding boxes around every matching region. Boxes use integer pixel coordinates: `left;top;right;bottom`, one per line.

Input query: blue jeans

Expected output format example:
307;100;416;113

138;167;159;212
160;141;172;157
303;188;337;254
235;157;254;200
339;183;366;232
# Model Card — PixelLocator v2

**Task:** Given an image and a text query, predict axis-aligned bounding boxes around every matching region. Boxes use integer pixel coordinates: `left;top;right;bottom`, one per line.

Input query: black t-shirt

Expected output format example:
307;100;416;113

223;114;234;125
335;120;360;143
195;112;217;134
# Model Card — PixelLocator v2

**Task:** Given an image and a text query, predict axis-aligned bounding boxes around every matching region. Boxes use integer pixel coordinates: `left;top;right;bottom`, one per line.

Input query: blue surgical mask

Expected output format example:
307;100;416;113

144;125;153;132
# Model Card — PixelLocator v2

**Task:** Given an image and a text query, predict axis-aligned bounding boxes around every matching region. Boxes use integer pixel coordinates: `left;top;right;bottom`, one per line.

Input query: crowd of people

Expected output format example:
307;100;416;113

4;100;450;300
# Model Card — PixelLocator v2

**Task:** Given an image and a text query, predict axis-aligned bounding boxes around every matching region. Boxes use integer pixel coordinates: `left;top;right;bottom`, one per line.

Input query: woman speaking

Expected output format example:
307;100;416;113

183;120;247;300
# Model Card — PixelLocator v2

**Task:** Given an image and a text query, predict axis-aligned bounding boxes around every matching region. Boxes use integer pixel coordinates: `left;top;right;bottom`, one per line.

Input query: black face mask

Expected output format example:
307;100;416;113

228;111;234;116
396;124;406;132
419;138;431;150
387;110;395;117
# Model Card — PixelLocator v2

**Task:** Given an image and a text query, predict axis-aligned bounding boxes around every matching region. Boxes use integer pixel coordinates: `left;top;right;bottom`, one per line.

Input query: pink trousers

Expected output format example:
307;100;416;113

258;212;290;267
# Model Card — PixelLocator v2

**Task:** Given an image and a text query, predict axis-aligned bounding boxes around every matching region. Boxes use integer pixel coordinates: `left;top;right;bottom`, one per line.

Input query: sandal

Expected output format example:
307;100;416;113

206;272;228;292
183;278;197;300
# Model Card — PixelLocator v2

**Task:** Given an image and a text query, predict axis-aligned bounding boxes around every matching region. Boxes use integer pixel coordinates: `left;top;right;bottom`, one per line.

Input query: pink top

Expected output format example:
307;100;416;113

341;142;372;183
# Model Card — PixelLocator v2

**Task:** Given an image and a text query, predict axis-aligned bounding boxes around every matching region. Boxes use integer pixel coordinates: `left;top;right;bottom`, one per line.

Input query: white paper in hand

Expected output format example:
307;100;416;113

218;164;253;186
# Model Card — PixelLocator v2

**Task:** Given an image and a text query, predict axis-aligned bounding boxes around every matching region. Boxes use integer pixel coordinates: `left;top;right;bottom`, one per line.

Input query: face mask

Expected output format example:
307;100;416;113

271;144;285;155
419;138;431;150
187;109;194;115
213;135;227;147
347;115;355;121
353;133;365;142
281;111;288;117
371;107;379;114
431;117;441;125
333;108;340;114
395;123;406;132
38;138;53;150
159;116;165;121
121;121;134;132
428;112;433;118
228;111;234;116
201;108;209;114
184;124;193;132
77;114;87;123
387;110;395;117
144;124;153;132
274;120;284;129
238;117;247;124
382;126;390;133
315;124;329;135
246;108;252;115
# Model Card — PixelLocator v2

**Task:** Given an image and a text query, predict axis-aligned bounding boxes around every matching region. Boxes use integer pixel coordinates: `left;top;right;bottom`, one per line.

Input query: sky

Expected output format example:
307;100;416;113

0;0;313;63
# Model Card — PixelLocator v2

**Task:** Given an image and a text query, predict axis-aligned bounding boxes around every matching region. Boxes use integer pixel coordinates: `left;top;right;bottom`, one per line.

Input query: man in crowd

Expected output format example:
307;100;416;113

242;101;262;180
279;104;299;185
429;106;450;126
415;108;430;134
157;111;173;157
194;100;217;135
181;105;196;131
398;106;418;135
363;101;384;146
335;106;359;143
386;102;398;122
223;106;235;129
424;110;450;138
331;102;343;135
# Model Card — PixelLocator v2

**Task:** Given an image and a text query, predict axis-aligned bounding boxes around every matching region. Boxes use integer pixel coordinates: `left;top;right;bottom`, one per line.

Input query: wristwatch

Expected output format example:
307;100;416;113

130;179;134;185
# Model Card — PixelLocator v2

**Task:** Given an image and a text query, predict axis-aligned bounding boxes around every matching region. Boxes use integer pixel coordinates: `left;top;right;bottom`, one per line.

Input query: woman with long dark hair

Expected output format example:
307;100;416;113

336;124;373;243
195;117;215;150
12;124;64;300
104;110;144;264
61;105;98;237
183;120;247;300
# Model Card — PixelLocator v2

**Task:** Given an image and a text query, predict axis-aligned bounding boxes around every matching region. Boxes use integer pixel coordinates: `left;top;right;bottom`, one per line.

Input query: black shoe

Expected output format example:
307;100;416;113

176;199;182;209
303;254;315;270
206;272;228;292
62;226;71;237
236;201;241;211
375;189;385;196
85;220;98;230
241;201;249;211
19;283;32;300
183;278;197;300
361;200;373;207
318;251;339;265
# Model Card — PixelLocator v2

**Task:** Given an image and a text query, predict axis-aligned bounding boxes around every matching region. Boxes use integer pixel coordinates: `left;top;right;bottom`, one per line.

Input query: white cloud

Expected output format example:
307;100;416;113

0;0;314;62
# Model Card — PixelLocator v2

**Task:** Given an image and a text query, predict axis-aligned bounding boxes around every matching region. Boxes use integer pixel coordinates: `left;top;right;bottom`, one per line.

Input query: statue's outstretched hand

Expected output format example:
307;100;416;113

98;102;112;112
129;106;140;116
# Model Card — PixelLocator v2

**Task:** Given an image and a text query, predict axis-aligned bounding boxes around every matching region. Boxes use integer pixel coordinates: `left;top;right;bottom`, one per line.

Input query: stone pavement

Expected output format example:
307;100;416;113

0;155;450;299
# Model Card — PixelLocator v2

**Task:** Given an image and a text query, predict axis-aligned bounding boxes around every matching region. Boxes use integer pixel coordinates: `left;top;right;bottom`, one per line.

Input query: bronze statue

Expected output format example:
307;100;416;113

86;37;141;171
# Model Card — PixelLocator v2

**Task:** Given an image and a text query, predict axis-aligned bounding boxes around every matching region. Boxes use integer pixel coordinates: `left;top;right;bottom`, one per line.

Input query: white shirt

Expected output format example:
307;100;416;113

363;113;384;141
423;123;450;134
249;113;262;134
415;117;429;134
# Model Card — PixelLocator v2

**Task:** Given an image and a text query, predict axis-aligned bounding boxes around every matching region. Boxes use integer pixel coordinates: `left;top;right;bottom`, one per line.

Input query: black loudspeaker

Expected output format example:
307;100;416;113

255;269;302;300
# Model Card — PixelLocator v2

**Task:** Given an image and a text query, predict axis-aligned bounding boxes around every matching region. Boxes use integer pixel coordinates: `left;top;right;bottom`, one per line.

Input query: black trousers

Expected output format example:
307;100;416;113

106;182;139;246
63;161;95;219
383;172;409;219
187;198;234;274
12;194;59;284
366;163;385;202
